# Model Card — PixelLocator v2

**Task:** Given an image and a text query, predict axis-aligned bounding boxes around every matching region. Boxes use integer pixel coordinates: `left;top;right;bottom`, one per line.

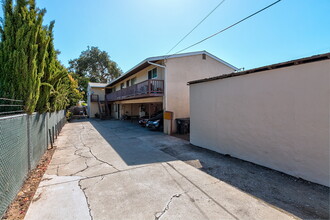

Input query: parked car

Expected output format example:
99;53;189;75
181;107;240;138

138;116;149;127
146;112;163;131
139;111;163;127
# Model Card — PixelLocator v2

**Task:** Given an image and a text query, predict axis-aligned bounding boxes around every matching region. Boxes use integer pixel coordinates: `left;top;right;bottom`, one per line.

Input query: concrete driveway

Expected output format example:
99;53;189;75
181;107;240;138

24;119;299;220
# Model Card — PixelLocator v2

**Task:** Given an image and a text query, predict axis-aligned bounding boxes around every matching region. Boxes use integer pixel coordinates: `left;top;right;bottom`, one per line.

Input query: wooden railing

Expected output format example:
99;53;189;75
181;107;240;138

106;79;164;102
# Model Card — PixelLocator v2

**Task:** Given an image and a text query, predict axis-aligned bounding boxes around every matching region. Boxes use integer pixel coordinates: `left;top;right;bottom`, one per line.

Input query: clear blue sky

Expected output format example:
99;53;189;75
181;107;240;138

2;0;330;72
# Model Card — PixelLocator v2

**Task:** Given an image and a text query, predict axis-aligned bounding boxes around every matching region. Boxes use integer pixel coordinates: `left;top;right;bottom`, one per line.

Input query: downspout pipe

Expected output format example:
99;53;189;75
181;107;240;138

148;60;169;134
147;61;167;110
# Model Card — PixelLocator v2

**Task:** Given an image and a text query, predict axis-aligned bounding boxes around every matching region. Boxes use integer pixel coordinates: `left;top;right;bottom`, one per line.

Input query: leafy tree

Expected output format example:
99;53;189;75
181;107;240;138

67;74;83;107
69;46;122;100
46;61;82;111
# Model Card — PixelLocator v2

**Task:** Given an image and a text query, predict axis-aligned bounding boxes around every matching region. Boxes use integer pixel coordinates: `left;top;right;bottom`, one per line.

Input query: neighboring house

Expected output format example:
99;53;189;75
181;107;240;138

87;82;108;118
103;51;237;133
188;53;330;186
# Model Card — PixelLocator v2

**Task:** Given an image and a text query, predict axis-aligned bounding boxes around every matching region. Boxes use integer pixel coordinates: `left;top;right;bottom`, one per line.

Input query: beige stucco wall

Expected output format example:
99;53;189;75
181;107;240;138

189;60;330;186
106;54;234;131
90;87;106;101
166;54;235;131
89;102;102;118
87;86;106;118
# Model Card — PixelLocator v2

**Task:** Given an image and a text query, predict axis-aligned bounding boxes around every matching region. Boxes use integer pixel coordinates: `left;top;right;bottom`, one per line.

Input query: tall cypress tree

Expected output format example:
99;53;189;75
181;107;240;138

0;0;15;100
0;0;83;113
0;0;48;114
35;21;55;113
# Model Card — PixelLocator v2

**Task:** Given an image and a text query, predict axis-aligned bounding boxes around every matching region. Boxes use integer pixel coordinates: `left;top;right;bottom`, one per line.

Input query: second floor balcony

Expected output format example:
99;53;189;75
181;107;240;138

106;79;164;102
90;94;105;102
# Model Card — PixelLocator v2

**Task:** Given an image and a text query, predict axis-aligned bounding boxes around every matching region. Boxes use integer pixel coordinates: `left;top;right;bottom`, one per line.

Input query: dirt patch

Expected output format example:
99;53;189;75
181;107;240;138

2;147;56;220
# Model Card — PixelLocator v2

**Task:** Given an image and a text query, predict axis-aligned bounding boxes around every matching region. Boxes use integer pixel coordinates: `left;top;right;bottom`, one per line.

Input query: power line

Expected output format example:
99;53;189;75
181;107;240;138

170;0;282;56
166;0;226;55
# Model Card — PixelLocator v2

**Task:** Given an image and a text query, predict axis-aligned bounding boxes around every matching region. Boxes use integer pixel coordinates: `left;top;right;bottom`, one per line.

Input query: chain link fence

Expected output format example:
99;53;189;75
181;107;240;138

0;110;66;217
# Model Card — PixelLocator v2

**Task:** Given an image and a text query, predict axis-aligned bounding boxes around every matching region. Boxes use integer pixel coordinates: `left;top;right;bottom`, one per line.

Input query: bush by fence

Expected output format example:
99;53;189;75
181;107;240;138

0;110;66;217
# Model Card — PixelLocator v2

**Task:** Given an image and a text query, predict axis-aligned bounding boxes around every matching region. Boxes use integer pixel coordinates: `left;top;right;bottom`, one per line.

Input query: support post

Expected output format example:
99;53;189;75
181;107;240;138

48;129;53;149
27;115;31;171
148;104;151;119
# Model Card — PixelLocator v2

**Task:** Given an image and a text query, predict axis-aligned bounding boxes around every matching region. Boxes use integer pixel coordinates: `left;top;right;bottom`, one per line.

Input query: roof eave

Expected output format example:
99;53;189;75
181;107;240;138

188;52;330;85
107;51;238;87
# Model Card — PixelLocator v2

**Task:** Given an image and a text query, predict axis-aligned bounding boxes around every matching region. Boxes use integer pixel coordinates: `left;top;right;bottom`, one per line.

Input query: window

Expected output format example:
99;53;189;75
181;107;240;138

126;80;130;87
202;54;206;60
148;68;157;79
121;83;124;89
131;77;136;85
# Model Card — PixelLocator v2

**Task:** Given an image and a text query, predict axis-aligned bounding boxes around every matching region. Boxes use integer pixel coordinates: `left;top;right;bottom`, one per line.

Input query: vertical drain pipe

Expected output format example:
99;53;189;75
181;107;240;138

147;61;168;133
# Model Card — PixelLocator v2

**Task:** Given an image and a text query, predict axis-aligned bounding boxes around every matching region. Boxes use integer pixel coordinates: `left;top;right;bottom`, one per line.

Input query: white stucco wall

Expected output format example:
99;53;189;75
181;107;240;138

166;54;235;132
190;60;330;186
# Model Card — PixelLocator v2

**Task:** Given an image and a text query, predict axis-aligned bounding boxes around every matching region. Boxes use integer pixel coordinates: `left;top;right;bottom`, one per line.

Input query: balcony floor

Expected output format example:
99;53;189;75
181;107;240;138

107;93;163;102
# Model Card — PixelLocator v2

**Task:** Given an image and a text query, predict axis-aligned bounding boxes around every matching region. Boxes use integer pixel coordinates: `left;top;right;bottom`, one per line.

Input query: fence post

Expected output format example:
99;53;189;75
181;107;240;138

52;126;55;143
26;114;31;171
46;113;48;149
48;129;53;149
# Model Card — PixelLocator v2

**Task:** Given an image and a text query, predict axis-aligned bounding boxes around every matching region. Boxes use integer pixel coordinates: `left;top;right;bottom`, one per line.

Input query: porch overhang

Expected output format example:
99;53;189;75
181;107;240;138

113;96;163;104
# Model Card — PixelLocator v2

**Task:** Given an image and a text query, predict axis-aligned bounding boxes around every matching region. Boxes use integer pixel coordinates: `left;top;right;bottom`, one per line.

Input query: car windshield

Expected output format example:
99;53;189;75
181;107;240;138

149;112;163;121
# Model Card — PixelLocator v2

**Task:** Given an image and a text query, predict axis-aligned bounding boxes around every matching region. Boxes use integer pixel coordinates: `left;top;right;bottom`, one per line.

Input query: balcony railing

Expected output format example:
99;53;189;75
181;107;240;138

90;94;99;102
106;79;164;102
90;94;105;102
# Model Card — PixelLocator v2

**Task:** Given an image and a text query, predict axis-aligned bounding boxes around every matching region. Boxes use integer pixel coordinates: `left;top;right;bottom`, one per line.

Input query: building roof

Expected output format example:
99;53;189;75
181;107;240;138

188;52;330;85
88;82;108;88
106;51;238;87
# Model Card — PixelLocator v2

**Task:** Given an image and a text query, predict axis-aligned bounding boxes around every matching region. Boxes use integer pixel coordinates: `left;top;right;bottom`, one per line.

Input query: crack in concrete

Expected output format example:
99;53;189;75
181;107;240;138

78;124;119;171
39;164;154;188
161;163;210;220
78;179;93;220
88;147;119;171
74;147;93;159
154;194;182;220
32;192;43;203
88;175;105;188
166;162;239;220
70;161;89;176
41;177;53;182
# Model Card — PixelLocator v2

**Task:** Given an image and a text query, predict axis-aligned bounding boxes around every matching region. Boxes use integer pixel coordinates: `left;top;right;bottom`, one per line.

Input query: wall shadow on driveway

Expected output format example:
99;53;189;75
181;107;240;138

88;119;180;166
83;119;329;220
160;142;330;220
